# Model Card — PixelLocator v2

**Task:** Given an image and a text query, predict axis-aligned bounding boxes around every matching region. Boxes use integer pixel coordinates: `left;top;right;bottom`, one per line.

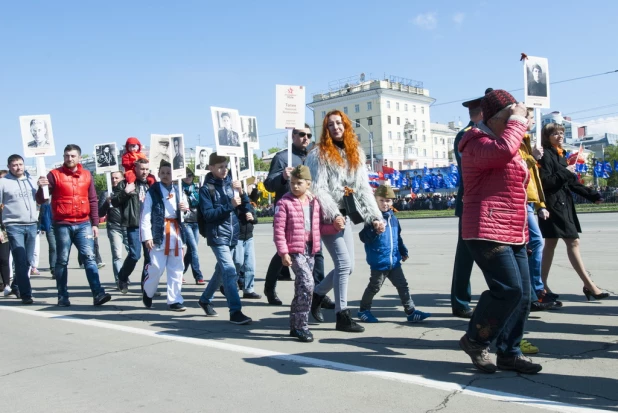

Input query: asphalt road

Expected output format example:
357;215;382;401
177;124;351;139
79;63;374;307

1;213;617;413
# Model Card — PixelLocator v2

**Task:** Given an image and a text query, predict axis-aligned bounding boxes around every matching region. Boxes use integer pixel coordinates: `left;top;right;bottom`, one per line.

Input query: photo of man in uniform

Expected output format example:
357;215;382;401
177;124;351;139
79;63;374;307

196;149;210;171
28;119;50;148
172;137;184;170
150;136;170;176
217;112;240;147
97;145;116;168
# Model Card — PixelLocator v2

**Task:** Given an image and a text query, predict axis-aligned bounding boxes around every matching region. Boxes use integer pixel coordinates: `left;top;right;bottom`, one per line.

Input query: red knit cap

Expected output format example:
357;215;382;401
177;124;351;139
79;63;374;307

481;89;517;123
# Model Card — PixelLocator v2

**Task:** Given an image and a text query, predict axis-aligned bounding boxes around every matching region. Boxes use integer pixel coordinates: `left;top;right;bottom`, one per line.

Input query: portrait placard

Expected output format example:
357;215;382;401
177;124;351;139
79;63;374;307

94;142;119;174
19;114;56;157
275;85;305;129
149;134;171;178
240;115;259;149
170;134;186;180
211;107;244;157
194;146;213;176
238;140;253;180
524;56;550;109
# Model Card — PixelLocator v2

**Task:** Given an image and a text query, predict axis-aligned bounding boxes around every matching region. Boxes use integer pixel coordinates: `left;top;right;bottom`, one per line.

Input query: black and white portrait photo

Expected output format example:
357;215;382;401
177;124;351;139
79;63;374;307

524;56;550;108
211;107;244;157
19;114;56;157
240;115;259;148
238;141;252;180
149;134;171;177
94;142;118;174
195;146;213;176
170;134;186;180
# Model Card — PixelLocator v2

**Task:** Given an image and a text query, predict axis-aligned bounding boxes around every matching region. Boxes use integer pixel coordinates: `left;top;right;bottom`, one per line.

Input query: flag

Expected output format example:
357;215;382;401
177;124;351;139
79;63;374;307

575;162;588;173
594;161;603;178
423;166;428;175
603;161;612;179
449;164;458;175
382;165;395;175
614;160;618;172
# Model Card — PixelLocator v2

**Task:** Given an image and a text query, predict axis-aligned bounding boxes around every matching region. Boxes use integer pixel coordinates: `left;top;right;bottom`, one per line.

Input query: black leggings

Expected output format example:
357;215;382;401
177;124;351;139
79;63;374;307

0;241;10;287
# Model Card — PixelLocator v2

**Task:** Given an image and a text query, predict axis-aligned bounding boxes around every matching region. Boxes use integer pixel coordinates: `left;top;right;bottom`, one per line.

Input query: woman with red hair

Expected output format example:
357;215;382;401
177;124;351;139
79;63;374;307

306;110;383;333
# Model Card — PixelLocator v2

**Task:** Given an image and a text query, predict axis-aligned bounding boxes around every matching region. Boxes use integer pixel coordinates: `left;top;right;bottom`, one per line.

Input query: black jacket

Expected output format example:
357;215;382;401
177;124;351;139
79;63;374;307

453;121;474;218
538;147;600;238
111;179;150;228
264;144;308;206
98;188;122;227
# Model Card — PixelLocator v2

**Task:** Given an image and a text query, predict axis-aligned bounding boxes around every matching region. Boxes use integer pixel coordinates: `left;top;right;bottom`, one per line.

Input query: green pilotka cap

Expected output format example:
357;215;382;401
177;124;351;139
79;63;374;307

291;165;312;180
374;184;395;199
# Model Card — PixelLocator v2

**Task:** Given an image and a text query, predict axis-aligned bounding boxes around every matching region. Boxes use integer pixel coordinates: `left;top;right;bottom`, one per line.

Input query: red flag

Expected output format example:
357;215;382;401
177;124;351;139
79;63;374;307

378;172;384;180
382;165;395;175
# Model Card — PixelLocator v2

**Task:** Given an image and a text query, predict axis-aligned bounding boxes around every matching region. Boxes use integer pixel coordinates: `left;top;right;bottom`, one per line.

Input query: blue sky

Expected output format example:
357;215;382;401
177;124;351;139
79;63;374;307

2;0;617;168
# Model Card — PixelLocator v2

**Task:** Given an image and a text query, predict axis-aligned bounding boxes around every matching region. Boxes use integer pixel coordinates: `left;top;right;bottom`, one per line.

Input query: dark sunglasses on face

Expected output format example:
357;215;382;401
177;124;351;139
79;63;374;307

295;132;312;139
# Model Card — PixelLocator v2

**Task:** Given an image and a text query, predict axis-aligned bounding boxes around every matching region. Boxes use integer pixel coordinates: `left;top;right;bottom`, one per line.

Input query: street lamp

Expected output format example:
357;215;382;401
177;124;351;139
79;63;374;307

355;122;376;171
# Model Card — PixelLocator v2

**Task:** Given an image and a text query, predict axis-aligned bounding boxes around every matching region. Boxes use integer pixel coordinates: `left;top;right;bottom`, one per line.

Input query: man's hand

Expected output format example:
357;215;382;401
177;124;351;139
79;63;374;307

282;167;294;181
179;201;189;212
145;240;154;250
401;255;409;262
373;220;386;234
509;102;528;117
231;196;242;207
282;253;292;267
532;146;544;160
538;208;550;220
246;212;254;221
232;180;243;194
92;226;99;239
125;182;136;194
334;216;346;231
38;176;49;187
107;197;112;205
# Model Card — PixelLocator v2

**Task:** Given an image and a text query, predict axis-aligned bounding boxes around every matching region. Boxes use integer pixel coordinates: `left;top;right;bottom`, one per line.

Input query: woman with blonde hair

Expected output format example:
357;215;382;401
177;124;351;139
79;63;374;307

538;123;609;301
306;110;384;333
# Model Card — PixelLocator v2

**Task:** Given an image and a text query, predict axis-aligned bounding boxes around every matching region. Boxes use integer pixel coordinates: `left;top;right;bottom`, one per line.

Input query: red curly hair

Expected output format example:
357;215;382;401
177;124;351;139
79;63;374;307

317;110;362;170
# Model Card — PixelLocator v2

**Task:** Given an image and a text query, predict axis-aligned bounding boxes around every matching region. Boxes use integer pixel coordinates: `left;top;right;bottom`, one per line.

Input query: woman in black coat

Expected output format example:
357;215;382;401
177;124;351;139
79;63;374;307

538;123;609;301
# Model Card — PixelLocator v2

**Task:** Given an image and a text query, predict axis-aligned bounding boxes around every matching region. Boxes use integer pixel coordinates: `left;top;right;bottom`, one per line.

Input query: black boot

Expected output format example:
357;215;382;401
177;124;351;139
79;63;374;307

321;295;336;309
311;293;325;322
264;289;283;305
336;309;365;333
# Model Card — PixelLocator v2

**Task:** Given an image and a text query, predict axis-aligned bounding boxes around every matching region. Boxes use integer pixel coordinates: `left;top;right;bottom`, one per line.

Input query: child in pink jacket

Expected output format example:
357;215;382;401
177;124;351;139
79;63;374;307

274;165;338;343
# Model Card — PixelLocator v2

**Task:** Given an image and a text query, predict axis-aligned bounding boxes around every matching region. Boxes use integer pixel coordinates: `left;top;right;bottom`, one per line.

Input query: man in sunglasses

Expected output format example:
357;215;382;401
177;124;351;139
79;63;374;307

263;124;334;310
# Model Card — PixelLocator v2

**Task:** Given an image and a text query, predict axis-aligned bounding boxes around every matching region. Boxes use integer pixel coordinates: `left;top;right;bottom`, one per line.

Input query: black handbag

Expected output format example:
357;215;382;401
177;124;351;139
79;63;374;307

342;187;364;225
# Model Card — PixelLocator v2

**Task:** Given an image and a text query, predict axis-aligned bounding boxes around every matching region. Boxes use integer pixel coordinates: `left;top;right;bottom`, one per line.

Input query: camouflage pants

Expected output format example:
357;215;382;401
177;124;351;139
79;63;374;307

289;252;315;330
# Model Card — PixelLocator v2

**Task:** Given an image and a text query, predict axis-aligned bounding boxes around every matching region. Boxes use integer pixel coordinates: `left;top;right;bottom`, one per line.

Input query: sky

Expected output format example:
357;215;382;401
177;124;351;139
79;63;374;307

2;0;618;169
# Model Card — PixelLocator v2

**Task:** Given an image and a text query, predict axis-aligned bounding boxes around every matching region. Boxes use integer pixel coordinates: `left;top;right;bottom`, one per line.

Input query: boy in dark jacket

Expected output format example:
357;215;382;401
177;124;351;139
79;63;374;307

197;153;253;325
233;185;261;299
357;185;431;324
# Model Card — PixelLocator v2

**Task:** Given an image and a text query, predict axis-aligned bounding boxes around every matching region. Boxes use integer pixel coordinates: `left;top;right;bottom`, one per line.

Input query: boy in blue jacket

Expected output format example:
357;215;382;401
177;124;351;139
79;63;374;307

358;185;431;323
197;152;253;325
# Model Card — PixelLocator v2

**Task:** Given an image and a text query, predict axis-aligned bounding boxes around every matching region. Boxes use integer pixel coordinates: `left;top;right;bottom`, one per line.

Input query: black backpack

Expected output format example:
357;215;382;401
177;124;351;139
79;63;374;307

197;183;216;238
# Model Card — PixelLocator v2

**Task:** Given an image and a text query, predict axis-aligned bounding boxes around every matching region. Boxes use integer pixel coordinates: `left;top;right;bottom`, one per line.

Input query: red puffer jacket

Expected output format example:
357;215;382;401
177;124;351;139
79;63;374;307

50;164;92;223
458;117;529;245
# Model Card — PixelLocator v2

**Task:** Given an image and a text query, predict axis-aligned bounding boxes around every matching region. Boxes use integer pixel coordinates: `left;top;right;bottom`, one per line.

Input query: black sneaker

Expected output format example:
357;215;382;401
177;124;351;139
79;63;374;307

452;307;474;318
21;297;34;305
530;301;555;312
264;290;283;306
290;328;314;343
198;301;218;317
497;354;542;374
229;310;252;325
243;292;262;299
321;295;336;310
335;309;365;333
142;291;152;308
93;292;112;306
118;281;129;294
57;298;71;307
10;285;21;299
459;334;497;373
168;303;186;312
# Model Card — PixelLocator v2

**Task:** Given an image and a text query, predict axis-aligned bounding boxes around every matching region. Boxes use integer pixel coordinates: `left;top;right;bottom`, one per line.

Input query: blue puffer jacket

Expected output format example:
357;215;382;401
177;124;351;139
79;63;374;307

359;210;409;271
199;172;250;247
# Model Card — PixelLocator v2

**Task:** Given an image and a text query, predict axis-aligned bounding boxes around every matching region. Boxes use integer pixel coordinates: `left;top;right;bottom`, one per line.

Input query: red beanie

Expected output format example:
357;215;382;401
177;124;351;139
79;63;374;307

481;89;517;124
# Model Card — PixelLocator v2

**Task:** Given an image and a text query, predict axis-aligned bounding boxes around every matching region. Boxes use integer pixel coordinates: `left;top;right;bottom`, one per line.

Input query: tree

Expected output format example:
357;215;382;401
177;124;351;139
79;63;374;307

268;147;282;154
254;154;269;172
94;173;107;194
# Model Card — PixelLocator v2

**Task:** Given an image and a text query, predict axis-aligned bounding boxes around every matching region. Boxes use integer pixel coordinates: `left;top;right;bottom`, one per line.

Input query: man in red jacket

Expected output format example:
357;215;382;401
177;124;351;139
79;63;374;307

37;144;111;307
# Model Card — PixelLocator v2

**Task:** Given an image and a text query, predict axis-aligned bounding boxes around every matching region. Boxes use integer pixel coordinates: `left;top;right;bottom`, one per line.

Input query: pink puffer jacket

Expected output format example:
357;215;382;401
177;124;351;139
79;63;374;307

274;192;338;256
458;117;529;245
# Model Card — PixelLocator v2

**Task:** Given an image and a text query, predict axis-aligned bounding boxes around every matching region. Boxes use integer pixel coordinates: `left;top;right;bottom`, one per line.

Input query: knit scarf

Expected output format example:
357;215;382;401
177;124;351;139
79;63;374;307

553;145;564;157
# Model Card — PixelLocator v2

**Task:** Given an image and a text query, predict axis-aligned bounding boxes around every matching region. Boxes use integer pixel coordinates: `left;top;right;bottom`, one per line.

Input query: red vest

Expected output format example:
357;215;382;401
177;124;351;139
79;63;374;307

50;164;91;223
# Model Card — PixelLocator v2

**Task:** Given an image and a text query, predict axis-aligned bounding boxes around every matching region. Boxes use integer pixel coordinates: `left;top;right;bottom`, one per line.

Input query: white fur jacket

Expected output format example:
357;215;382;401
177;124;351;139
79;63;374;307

305;145;382;225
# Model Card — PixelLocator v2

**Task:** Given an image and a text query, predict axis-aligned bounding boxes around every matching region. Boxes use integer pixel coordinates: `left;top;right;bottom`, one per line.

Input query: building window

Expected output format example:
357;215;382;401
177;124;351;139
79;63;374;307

386;100;391;109
398;147;402;155
423;149;427;156
343;106;348;115
404;104;408;111
388;131;392;139
435;151;438;158
396;102;400;111
414;134;418;140
397;132;401;140
321;111;326;118
354;104;360;113
422;135;426;142
368;116;373;126
442;151;446;158
421;106;425;114
388;146;393;154
413;105;417;113
389;161;393;168
355;119;360;127
396;117;400;125
434;137;438;144
367;101;372;111
422;120;426;130
387;115;391;124
414;119;418;128
398;162;403;170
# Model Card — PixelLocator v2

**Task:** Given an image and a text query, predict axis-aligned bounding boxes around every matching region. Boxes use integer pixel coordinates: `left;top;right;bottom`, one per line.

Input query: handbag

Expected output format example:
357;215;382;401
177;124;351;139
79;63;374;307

342;187;364;225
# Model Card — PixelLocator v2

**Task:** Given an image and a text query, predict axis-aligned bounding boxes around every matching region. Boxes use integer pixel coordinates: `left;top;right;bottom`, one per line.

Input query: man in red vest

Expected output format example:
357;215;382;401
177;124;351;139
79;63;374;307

37;144;111;307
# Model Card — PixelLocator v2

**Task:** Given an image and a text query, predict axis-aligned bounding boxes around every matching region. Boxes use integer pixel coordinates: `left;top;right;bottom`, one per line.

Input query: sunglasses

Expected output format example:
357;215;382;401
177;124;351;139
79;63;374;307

295;132;312;139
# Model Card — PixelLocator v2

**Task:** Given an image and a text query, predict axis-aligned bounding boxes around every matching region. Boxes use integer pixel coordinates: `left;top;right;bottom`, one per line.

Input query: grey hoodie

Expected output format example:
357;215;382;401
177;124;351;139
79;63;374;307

0;171;39;225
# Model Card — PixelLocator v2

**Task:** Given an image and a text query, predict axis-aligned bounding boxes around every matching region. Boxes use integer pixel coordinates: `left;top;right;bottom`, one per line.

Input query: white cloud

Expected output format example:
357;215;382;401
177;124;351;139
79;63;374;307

412;12;437;30
453;12;465;25
585;116;618;135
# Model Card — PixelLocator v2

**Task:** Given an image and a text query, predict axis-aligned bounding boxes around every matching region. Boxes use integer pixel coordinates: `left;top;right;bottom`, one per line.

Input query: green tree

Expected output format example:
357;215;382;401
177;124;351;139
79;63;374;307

603;145;618;187
254;154;269;172
268;147;281;154
94;173;107;194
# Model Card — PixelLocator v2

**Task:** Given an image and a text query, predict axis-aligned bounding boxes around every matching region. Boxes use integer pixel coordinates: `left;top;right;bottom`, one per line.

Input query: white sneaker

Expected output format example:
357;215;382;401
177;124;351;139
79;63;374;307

3;286;11;297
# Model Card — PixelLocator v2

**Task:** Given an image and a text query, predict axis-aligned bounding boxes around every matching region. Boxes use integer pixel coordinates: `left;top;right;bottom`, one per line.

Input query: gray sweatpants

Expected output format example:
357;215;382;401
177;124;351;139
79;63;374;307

315;217;354;312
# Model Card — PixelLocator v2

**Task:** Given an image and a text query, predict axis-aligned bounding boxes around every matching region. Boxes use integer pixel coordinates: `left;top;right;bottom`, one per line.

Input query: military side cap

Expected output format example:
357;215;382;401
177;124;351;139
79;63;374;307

209;152;228;165
159;159;171;168
375;184;396;199
291;165;312;180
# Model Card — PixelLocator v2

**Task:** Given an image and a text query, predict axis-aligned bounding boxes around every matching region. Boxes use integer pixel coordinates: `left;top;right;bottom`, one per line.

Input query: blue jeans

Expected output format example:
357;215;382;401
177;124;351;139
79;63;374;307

6;224;37;299
118;226;149;283
465;240;531;357
527;204;545;298
45;224;57;273
54;222;105;300
234;237;255;293
182;222;203;280
107;224;127;283
200;244;242;313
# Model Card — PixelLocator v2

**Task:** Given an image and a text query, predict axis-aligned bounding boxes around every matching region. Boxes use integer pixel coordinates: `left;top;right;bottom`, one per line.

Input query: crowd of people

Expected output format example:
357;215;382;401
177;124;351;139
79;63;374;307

0;90;612;375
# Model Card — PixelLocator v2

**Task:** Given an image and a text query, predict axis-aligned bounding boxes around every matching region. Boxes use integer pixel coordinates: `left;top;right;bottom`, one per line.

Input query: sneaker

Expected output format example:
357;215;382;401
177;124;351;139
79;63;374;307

21;297;34;305
198;301;218;317
142;291;152;308
520;339;539;355
168;303;186;312
30;267;40;275
97;262;106;269
459;334;497;373
336;309;365;333
229;310;252;325
93;292;112;306
452;307;474;318
539;294;563;308
10;285;21;299
357;310;379;323
321;295;336;309
497;354;542;374
2;286;11;297
118;281;129;294
289;328;314;343
530;300;555;312
57;298;71;307
242;292;262;299
195;278;206;285
407;309;431;323
264;290;283;306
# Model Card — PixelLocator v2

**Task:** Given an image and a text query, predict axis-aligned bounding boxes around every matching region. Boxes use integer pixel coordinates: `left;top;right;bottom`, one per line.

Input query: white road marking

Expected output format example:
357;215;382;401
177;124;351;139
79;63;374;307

0;305;612;413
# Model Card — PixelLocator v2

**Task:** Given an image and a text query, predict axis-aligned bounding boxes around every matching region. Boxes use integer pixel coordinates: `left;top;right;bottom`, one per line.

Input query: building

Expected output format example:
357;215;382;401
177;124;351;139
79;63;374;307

309;73;444;170
581;133;618;160
541;111;580;144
